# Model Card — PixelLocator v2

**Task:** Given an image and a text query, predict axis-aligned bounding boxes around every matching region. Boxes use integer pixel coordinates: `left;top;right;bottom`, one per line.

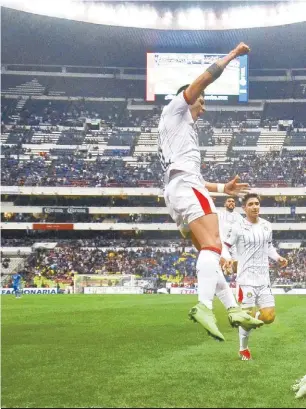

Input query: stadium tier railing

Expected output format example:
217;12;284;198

2;186;305;196
1;222;306;231
1;205;306;216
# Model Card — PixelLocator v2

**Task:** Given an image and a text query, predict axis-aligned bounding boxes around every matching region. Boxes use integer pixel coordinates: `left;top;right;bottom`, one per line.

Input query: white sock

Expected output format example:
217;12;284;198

196;249;220;310
215;269;238;310
239;326;251;351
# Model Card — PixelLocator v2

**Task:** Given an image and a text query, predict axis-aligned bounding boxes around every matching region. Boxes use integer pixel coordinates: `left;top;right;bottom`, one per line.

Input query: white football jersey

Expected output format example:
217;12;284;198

158;92;201;179
218;209;244;240
224;217;280;286
218;209;244;259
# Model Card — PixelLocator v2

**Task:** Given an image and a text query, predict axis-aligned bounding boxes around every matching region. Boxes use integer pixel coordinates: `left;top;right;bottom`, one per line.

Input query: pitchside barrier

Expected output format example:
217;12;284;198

1;288;58;295
1;285;305;296
168;287;306;295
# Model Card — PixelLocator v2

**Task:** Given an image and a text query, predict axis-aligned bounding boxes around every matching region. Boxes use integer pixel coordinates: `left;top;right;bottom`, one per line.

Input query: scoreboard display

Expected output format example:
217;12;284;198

146;52;248;103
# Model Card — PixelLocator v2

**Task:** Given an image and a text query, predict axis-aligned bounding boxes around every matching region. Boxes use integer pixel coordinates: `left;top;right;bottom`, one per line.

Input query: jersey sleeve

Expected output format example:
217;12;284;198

236;212;244;222
224;223;239;248
218;215;230;243
164;91;190;116
221;223;239;260
267;225;280;261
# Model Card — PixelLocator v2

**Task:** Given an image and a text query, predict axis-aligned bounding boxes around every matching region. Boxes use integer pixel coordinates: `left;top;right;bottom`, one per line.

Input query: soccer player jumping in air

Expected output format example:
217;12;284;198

222;193;288;359
158;43;263;341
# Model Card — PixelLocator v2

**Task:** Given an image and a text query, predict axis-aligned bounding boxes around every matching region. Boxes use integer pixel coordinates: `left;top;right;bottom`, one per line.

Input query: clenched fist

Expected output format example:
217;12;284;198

233;42;250;57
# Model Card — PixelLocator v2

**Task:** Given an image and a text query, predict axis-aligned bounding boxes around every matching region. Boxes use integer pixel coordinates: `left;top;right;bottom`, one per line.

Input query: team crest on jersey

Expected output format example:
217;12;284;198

247;292;253;298
264;226;268;231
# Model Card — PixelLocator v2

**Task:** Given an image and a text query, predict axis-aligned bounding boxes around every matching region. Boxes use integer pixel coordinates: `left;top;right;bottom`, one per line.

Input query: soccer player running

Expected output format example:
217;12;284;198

158;42;263;342
12;272;22;298
222;193;288;359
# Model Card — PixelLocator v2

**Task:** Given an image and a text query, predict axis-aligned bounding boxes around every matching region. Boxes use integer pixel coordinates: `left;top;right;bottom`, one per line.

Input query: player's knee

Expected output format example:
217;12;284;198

260;309;276;324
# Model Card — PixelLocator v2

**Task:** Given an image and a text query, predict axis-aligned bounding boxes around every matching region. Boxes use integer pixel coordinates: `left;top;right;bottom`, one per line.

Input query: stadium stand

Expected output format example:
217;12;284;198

1;247;305;290
1;58;305;294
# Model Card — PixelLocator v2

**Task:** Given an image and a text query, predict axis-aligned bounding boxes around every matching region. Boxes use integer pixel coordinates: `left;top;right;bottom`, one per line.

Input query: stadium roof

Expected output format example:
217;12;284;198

1;7;306;68
2;1;306;30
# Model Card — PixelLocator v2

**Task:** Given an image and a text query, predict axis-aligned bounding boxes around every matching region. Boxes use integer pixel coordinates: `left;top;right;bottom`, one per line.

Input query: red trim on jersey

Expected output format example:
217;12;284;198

224;242;232;248
238;286;244;303
183;89;191;105
201;246;221;255
192;187;212;215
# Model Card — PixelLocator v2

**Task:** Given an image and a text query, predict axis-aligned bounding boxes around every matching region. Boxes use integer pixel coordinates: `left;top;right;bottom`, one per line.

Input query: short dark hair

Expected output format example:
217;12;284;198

176;84;190;96
242;193;261;206
225;196;236;203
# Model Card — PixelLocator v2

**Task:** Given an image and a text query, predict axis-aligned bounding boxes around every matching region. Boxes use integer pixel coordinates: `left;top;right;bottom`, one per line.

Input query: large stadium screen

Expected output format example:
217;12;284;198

146;52;248;103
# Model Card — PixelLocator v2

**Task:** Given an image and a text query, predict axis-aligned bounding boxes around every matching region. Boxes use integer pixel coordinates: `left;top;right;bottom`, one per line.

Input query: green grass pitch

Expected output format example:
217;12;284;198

2;294;306;408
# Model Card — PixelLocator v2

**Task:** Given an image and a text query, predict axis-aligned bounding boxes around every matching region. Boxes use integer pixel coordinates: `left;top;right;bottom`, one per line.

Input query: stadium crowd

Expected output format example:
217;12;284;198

1;149;305;188
273;248;306;286
1;87;305;293
4;247;305;289
1;212;305;224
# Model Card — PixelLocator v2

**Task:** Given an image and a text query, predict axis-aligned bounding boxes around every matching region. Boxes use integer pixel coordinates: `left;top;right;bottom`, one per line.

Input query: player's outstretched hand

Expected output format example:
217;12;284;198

224;175;250;197
221;259;234;275
234;42;250;57
278;257;288;268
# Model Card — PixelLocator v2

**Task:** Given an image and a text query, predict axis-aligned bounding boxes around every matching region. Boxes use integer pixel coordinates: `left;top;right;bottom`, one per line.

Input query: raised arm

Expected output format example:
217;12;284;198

205;175;250;196
184;43;250;105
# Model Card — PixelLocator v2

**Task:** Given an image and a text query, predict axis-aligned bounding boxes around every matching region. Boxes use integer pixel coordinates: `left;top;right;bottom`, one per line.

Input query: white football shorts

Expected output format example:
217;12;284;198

164;172;217;235
236;284;275;309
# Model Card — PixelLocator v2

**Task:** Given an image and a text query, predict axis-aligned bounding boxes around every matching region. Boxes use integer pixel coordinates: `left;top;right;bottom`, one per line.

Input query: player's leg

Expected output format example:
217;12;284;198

237;285;256;360
189;213;222;308
188;214;226;341
257;286;276;324
165;175;262;341
191;228;264;331
239;287;276;360
165;175;224;340
191;230;235;308
169;176;226;340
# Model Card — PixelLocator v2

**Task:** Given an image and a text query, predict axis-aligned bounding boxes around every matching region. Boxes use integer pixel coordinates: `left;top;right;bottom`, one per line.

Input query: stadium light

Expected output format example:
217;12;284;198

161;11;173;28
101;5;117;25
178;11;188;29
206;11;216;28
189;8;206;30
2;0;306;29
